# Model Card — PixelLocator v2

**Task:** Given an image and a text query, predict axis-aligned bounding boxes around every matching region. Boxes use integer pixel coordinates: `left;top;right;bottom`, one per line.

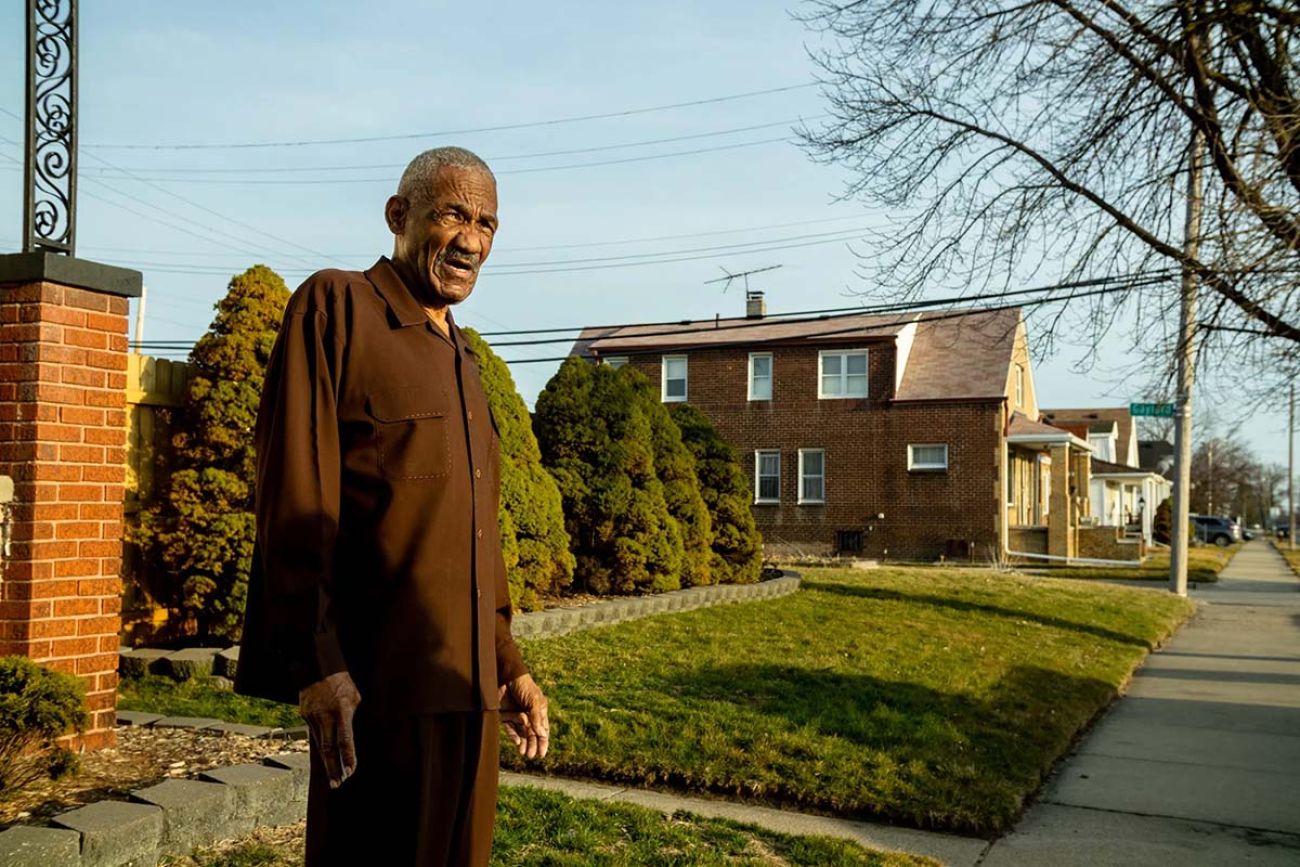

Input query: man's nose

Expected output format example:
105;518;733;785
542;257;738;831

451;229;485;257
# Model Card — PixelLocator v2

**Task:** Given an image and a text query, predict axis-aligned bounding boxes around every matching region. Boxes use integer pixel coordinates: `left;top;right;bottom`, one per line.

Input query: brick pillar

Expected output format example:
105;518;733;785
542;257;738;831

1047;443;1073;559
0;253;141;750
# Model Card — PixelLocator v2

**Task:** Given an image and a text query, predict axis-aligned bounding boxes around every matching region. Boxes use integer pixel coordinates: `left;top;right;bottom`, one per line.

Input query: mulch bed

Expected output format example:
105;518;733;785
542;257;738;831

0;726;308;827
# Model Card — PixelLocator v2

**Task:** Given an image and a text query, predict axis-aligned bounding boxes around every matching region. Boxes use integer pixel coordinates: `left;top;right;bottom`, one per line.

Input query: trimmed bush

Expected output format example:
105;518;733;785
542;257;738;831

131;265;290;640
1153;496;1173;545
0;657;86;795
536;359;682;595
461;328;575;611
627;371;714;586
670;403;764;584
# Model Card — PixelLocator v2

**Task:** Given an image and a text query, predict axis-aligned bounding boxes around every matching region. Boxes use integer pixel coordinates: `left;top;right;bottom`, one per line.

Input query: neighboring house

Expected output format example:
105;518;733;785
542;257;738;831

572;298;1123;562
1041;408;1173;544
1138;439;1175;479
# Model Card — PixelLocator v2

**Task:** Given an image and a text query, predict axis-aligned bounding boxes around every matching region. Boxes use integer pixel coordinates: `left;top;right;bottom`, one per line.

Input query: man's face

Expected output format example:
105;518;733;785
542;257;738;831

387;166;498;305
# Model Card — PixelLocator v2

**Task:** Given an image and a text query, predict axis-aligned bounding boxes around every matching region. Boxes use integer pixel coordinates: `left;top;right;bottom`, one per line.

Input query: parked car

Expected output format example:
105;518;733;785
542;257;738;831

1192;515;1240;547
1275;520;1292;540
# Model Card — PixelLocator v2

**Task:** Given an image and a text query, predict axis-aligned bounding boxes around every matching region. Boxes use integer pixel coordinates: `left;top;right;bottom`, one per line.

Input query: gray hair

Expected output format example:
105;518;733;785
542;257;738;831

396;147;495;205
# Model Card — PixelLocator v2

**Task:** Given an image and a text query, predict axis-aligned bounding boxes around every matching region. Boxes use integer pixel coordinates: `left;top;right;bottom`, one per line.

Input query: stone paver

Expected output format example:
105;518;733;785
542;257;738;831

500;772;989;866
152;715;224;730
114;709;163;727
204;721;275;738
984;540;1300;864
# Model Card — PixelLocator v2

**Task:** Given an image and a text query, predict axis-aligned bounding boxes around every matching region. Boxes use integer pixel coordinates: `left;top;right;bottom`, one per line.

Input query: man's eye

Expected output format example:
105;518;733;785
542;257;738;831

438;211;464;225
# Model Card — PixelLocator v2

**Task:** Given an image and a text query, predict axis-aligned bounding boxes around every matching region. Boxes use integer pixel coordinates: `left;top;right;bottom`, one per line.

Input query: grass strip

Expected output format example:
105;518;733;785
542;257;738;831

118;675;301;729
1025;543;1240;582
506;566;1193;836
167;786;933;866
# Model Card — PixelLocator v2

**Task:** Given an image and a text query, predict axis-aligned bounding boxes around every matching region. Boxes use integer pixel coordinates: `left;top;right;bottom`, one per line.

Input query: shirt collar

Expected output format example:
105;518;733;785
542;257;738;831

365;257;429;329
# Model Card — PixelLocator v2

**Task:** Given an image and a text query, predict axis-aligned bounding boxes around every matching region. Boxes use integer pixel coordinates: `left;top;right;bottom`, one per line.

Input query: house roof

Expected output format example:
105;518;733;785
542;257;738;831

1007;412;1078;439
1040;407;1136;465
572;306;1023;403
1138;439;1175;478
1090;457;1156;477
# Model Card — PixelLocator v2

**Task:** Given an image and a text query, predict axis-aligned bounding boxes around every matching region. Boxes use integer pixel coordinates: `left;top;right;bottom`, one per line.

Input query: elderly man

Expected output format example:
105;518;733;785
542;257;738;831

236;147;549;866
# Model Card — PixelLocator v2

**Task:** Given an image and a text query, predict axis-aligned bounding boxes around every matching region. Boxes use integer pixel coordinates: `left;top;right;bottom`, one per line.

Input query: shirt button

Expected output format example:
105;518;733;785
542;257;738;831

467;410;473;420
476;528;483;539
474;467;482;479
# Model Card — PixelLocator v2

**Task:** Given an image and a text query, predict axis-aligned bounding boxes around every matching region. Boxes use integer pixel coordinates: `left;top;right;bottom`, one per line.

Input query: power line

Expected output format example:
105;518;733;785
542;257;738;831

82;82;820;150
63;137;793;185
68;116;827;176
131;271;1178;352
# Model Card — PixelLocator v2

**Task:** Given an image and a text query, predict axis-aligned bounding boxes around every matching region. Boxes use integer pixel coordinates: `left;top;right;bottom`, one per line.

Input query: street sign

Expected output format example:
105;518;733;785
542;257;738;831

1130;402;1176;417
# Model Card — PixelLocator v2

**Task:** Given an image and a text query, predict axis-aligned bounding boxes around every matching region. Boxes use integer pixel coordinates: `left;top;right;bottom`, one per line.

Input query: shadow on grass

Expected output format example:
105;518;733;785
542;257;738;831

804;581;1153;648
637;662;1118;834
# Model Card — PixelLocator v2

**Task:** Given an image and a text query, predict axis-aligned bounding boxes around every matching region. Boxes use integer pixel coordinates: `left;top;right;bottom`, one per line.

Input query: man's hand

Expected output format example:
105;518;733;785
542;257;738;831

498;673;549;760
299;671;361;789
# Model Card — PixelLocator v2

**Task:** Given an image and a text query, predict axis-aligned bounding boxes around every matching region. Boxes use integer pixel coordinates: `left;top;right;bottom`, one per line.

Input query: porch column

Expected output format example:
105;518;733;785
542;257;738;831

1048;443;1073;558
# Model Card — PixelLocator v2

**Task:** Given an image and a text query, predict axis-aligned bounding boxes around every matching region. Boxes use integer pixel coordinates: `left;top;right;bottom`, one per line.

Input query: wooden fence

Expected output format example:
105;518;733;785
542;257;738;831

123;354;193;641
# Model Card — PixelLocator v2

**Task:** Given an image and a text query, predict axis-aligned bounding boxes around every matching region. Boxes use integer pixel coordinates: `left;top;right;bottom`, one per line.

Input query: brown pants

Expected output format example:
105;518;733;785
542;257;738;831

306;709;500;866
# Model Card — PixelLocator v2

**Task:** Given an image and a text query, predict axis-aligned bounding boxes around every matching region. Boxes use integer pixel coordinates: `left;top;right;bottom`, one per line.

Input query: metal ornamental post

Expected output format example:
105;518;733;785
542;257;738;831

23;0;77;256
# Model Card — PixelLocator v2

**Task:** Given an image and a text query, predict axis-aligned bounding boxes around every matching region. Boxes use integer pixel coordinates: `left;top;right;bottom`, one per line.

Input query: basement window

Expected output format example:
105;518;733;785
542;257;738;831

908;443;949;472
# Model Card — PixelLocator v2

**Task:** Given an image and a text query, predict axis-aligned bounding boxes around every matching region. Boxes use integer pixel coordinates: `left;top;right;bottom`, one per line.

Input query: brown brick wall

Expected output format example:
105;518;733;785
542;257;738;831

0;280;129;749
1077;526;1145;561
621;341;1005;562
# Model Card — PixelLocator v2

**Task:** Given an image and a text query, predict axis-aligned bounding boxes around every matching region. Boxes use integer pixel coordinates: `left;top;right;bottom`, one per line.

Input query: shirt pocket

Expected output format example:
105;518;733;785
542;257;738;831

367;386;450;480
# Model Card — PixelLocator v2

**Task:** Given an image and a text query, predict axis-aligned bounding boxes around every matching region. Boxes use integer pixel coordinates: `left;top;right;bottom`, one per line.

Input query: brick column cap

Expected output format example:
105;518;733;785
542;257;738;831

0;252;142;298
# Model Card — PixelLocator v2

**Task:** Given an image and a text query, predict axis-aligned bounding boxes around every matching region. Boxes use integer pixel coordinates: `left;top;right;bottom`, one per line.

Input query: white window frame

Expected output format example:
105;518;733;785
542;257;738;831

817;348;869;399
754;449;781;504
797;448;826;505
661;354;688;403
908;443;949;472
748;352;773;401
1014;364;1025;408
604;356;629;370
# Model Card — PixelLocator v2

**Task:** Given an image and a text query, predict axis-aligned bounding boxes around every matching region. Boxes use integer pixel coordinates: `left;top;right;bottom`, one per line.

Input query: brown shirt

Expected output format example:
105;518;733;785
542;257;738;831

235;257;528;713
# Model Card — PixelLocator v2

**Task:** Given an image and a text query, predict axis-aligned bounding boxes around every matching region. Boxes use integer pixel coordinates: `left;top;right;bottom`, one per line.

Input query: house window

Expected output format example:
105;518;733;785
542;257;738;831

754;450;781;504
662;355;688;402
1014;365;1025;408
908;443;949;472
605;356;628;370
818;349;868;399
798;449;826;504
748;352;773;401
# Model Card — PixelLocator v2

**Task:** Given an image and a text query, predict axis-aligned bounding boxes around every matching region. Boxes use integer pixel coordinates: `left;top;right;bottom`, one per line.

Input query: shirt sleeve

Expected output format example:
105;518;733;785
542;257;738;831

254;305;348;691
490;427;529;685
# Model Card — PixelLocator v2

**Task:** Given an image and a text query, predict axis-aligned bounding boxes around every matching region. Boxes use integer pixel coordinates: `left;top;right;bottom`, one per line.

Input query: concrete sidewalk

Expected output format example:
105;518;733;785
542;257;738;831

984;540;1300;866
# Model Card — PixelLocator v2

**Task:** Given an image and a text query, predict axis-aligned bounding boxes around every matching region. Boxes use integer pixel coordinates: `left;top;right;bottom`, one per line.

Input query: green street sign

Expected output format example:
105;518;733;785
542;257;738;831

1130;402;1176;417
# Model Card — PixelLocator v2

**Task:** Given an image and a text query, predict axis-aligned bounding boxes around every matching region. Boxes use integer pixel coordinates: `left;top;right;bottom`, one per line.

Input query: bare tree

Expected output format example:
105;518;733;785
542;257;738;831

798;1;1300;382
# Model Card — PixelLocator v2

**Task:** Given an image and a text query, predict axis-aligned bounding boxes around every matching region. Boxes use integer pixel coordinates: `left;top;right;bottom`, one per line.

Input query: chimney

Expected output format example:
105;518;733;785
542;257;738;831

746;290;766;319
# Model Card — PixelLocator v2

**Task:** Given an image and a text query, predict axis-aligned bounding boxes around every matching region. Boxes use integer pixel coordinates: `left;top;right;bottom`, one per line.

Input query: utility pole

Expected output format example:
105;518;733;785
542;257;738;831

1170;126;1204;596
1289;383;1295;551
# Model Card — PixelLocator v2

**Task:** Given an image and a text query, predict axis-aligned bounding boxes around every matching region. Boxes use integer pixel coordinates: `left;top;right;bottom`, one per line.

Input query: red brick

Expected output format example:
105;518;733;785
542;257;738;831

103;446;127;463
100;596;122;615
83;465;125;484
63;288;111;314
54;558;101;578
79;502;123;521
31;619;79;639
78;540;121;558
85;389;125;408
48;636;98;657
61;366;106;388
0;560;52;583
108;297;129;316
106;373;127;390
53;597;99;617
29;502;80;521
12;521;55;541
76;617;120;638
31;422;83;442
103;409;127;428
42;657;76;673
0;600;36;620
59;406;105;426
24;541;78;560
30;463;82;483
85;429;125;446
59;484;103;502
94;669;119;690
33;383;86;405
85;312;127;334
76;653;119;675
86;349;126;371
34;305;86;328
39;344;88;365
59;444;105;463
108;334;129;352
77;578;120;597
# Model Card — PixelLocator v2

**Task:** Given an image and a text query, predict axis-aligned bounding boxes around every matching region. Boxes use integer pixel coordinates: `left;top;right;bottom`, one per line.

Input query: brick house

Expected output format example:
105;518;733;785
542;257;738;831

572;298;1105;562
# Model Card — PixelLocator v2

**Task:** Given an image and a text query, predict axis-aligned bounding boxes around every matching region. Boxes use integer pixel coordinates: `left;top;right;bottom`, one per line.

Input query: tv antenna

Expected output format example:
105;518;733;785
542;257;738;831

704;264;782;294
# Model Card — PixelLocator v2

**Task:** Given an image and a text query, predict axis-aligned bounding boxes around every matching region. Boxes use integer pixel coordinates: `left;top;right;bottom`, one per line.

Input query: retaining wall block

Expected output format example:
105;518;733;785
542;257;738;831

131;778;238;858
263;752;312;802
212;647;240;679
157;648;219;682
199;764;300;828
118;648;170;680
0;825;81;866
52;800;164;867
152;716;223;731
114;710;163;727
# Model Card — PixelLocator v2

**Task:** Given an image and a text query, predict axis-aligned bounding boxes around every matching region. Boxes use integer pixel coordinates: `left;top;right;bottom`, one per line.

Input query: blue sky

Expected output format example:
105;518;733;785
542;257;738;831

0;1;1291;467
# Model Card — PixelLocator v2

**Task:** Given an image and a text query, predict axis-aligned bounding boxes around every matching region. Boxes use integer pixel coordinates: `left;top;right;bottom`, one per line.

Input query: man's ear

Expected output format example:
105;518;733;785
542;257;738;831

384;195;408;235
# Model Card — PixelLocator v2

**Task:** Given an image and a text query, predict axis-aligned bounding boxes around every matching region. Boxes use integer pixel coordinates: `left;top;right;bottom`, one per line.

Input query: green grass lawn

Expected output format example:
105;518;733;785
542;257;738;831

118;675;301;729
506;566;1192;836
1025;543;1240;583
169;786;932;866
